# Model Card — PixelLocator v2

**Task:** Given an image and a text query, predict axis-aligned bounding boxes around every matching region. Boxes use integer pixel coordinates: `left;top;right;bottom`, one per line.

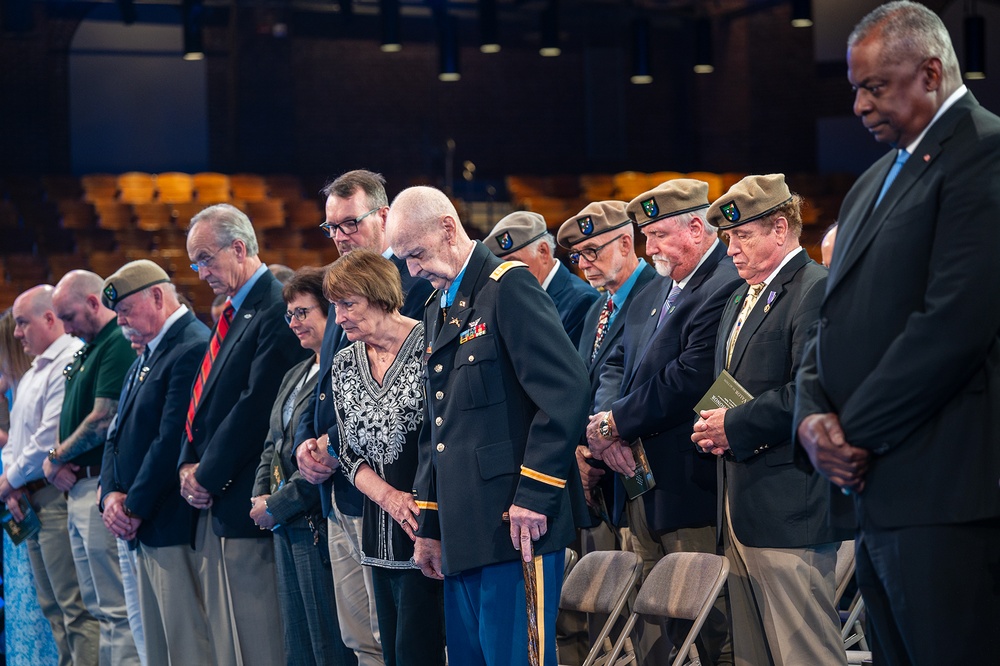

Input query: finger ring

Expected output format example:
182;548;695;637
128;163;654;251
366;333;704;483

187;495;194;501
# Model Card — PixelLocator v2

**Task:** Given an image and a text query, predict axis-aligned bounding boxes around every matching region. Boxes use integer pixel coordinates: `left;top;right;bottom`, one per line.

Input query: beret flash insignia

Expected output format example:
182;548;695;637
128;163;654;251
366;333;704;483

641;198;659;218
577;216;594;235
497;231;513;251
103;284;117;303
721;201;741;223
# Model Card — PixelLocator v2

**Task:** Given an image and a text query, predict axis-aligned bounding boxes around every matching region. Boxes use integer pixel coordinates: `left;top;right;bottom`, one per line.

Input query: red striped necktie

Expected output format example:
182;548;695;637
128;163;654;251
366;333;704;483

185;301;234;441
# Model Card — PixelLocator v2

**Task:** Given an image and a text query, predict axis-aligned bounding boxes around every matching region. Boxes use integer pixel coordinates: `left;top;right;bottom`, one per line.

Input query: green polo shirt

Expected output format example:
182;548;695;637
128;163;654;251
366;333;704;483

59;318;136;467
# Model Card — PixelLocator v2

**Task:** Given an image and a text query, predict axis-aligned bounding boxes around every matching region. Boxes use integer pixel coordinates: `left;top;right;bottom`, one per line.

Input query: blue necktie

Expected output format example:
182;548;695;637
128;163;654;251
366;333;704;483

656;284;682;328
875;149;909;207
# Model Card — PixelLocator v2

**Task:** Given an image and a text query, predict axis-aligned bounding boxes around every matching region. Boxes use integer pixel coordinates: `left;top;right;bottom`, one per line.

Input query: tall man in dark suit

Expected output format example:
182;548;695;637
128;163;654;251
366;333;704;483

98;260;213;666
587;180;741;665
794;2;1000;662
691;175;846;666
178;203;309;666
387;185;589;666
294;169;431;666
485;211;600;346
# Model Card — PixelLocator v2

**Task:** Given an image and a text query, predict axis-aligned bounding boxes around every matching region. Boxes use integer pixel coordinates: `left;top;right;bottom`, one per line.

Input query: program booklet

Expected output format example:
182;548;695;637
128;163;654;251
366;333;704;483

2;496;42;546
694;369;755;415
620;438;656;500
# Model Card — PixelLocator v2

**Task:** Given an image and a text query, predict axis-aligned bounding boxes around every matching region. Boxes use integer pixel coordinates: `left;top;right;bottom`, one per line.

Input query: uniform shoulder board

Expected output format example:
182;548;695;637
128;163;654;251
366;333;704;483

425;289;440;307
490;261;528;282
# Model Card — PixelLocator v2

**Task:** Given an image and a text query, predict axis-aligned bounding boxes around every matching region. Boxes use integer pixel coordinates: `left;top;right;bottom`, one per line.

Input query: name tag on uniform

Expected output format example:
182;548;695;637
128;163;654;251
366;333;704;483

460;321;487;344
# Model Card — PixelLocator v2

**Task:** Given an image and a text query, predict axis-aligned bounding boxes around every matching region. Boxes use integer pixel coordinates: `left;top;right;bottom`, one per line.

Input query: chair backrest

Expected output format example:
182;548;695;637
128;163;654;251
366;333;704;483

609;552;729;666
560;550;643;666
834;540;856;606
118;172;156;204
157;172;194;204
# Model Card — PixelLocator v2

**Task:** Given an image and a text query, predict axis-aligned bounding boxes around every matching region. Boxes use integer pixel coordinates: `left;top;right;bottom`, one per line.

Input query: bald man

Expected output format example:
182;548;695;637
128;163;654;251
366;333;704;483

44;270;141;665
387;186;589;666
1;285;98;666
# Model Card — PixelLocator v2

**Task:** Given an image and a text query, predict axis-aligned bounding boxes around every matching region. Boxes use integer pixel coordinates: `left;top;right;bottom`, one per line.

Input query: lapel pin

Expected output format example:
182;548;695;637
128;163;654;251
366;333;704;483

138;366;150;382
450;317;461;327
243;313;253;319
458;300;467;307
650;309;656;317
923;154;930;162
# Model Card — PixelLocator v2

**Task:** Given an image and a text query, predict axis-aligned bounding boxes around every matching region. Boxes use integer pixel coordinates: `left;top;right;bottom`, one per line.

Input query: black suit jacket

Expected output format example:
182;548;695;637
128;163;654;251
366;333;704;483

603;241;742;532
716;252;847;548
414;242;590;575
795;92;1000;529
179;270;311;538
548;261;601;348
101;311;210;548
296;254;432;518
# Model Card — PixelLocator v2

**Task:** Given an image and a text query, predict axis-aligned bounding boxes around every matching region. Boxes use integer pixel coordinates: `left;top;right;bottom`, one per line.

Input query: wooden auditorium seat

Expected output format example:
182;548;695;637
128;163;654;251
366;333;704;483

118;172;157;204
192;172;231;204
81;174;119;202
265;175;305;202
230;174;269;202
156;172;194;204
245;198;286;231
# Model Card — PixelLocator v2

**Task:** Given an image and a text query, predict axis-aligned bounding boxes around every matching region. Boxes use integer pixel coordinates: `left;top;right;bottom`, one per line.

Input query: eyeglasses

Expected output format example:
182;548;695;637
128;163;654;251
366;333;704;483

319;207;380;238
284;305;318;325
569;234;625;264
189;244;231;273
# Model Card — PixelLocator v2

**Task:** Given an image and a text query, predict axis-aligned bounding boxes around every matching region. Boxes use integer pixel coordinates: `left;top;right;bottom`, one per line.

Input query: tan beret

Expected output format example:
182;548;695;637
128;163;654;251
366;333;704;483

557;200;631;249
102;259;170;310
708;174;792;231
484;211;548;257
626;179;710;227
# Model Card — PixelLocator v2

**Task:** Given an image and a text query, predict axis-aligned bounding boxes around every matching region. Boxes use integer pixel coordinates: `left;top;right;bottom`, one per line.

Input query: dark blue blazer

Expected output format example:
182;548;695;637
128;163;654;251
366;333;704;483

101;310;210;547
296;254;432;518
179;270;311;539
603;241;742;532
548;261;600;347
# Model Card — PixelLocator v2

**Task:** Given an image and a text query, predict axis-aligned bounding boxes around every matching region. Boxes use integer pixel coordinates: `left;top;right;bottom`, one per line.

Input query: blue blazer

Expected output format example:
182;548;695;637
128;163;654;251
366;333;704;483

101;310;210;547
603;241;742;532
548;261;600;347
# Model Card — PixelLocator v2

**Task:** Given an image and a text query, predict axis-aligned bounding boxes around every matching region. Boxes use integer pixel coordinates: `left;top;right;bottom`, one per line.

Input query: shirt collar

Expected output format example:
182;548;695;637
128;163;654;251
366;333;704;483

905;84;967;155
757;246;804;289
229;263;269;312
677;238;720;290
609;258;648;310
442;244;477;308
146;305;189;354
33;333;79;369
541;261;561;291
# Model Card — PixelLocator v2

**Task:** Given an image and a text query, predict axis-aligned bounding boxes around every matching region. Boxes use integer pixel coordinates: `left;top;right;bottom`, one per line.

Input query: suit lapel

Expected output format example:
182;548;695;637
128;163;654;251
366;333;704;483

200;273;273;402
430;244;489;355
830;93;975;293
728;252;809;372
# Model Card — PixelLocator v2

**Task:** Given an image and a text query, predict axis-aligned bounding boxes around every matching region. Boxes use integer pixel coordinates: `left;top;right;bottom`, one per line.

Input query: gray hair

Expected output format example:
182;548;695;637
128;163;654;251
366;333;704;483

529;232;557;255
849;1;960;80
672;209;717;235
190;203;260;256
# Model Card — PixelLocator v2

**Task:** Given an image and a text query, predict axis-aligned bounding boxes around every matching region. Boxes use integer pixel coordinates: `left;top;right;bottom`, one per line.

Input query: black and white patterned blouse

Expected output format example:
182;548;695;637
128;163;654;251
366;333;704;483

331;322;424;569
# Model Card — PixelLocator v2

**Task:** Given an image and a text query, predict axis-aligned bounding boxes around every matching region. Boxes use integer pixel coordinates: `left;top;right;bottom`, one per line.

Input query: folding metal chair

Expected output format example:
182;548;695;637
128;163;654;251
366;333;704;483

558;550;643;666
609;552;729;666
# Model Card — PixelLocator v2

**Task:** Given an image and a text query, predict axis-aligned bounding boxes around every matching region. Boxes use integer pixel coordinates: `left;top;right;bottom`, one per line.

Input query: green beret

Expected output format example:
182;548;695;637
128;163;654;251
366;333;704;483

557;200;631;249
102;260;170;310
626;179;710;227
708;174;792;231
484;211;548;257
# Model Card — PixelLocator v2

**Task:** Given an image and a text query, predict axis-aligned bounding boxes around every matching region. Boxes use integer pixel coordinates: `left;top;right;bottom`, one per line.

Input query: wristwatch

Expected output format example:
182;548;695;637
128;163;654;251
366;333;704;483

599;413;614;439
47;447;59;463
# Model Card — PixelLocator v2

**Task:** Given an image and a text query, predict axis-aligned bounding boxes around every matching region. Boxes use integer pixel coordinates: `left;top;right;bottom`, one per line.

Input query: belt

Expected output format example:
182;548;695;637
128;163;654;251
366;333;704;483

73;465;103;480
25;479;49;493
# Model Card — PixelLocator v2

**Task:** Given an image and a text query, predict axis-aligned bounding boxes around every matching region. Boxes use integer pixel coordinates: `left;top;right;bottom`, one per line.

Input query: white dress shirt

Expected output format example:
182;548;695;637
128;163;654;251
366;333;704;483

2;334;83;488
